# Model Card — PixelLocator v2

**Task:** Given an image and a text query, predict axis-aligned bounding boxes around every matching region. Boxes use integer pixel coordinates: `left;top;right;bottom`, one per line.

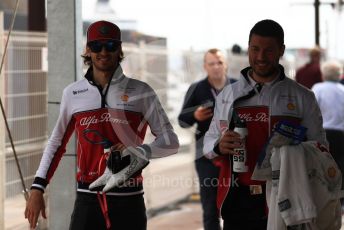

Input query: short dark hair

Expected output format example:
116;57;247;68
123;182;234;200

249;19;284;46
203;48;222;63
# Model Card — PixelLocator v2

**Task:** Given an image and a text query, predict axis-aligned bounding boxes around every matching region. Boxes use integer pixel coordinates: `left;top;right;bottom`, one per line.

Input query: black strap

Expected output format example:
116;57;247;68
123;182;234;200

255;83;263;93
101;80;112;108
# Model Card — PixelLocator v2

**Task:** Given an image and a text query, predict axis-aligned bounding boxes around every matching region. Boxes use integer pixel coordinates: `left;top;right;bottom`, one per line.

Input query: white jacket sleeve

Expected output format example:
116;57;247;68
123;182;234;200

203;84;235;159
301;91;328;147
33;87;74;189
275;145;317;226
141;84;179;159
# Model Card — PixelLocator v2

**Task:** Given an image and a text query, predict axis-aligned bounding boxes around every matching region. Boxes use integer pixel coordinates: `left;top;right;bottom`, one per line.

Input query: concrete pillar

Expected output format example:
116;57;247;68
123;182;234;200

46;1;82;229
0;11;5;230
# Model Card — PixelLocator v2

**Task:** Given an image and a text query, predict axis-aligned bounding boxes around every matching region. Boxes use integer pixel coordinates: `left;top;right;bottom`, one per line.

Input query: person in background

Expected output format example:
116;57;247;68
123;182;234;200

178;48;235;230
203;19;327;230
340;64;344;85
340;76;344;85
295;46;323;89
24;20;179;230
312;60;344;192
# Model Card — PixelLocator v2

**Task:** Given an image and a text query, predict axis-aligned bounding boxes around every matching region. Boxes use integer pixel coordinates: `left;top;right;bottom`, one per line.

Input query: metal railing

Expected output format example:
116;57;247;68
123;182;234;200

2;31;48;198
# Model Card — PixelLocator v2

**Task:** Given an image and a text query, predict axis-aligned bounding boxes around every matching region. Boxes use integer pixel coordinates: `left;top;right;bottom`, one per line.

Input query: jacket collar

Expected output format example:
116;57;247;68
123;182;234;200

84;65;125;86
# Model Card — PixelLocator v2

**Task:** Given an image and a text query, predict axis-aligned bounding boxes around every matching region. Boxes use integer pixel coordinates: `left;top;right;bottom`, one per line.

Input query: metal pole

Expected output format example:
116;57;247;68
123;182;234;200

315;0;320;46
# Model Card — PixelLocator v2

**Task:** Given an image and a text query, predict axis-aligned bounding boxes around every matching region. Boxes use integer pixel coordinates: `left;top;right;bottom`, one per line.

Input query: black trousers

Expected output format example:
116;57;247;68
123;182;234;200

195;157;221;230
69;192;146;230
326;129;344;190
222;183;267;230
223;218;267;230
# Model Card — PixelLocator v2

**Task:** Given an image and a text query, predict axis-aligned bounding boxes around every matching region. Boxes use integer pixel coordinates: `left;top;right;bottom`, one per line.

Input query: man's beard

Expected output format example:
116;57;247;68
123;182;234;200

252;64;278;79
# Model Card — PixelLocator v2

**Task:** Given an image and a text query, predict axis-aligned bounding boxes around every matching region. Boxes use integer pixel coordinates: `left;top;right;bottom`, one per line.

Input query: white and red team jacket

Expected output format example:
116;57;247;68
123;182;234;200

203;65;327;213
31;65;179;195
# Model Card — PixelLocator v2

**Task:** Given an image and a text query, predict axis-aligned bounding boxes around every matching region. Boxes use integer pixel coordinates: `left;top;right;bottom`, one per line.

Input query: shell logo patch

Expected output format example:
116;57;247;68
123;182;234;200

121;94;129;102
287;102;296;111
327;166;337;178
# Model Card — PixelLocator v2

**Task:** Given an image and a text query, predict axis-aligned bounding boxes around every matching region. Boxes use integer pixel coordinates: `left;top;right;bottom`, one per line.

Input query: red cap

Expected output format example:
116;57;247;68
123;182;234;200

87;20;121;43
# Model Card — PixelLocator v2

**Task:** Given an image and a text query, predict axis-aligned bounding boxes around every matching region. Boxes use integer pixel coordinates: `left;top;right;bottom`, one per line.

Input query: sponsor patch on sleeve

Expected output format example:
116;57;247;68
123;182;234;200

278;199;291;212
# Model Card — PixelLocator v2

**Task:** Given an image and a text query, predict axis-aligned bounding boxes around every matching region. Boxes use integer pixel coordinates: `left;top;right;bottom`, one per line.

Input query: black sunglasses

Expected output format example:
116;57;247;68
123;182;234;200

88;40;121;53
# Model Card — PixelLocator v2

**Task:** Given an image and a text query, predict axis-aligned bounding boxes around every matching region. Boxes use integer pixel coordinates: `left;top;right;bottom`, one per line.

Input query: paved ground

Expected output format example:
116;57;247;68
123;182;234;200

148;201;203;230
5;194;29;230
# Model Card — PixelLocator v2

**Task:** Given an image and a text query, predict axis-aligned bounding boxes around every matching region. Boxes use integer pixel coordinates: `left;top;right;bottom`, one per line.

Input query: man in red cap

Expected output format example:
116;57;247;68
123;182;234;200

25;20;179;230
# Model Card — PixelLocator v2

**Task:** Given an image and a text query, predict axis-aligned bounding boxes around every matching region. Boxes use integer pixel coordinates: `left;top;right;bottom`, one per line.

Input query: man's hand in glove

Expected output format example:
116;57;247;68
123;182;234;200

89;146;150;192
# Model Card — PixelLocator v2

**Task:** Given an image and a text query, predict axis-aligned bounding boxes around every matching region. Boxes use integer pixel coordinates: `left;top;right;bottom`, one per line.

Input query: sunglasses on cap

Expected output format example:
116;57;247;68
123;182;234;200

87;40;121;53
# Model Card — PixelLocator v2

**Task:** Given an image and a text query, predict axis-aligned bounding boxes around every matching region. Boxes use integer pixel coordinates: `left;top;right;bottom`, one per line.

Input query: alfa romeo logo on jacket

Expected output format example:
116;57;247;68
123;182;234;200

98;26;110;35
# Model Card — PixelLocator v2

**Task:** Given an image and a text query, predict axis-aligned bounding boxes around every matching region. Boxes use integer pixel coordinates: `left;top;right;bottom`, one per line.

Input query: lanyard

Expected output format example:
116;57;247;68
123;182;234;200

99;80;112;108
97;192;111;229
97;150;111;229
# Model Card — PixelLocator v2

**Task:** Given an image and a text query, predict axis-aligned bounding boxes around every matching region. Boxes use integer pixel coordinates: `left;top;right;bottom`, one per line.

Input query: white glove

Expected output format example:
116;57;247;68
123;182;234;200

89;146;149;192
